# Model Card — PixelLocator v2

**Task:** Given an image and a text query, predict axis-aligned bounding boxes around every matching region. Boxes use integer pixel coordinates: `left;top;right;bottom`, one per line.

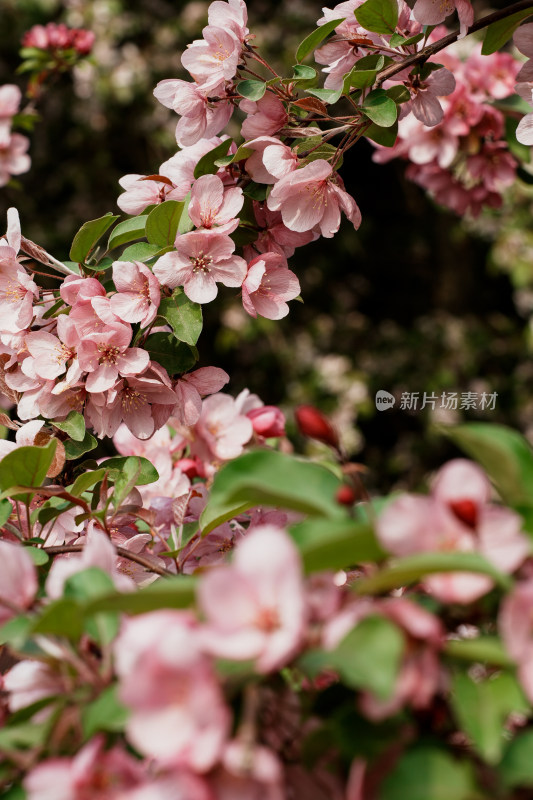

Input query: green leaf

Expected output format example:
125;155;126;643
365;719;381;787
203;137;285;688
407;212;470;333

112;456;144;509
355;0;398;34
501;729;533;788
82;684;129;739
440;423;533;507
25;547;49;566
301;143;340;165
290;518;385;573
65;568;119;645
0;441;57;497
64;431;98;460
362;88;398;127
214;143;254;168
379;747;476;800
200;449;344;535
292;64;318;81
121;242;171;262
354;552;511;595
389;32;424;47
237;80;267;100
52;410;86;442
0;720;51;751
0;783;26;799
482;10;533;56
101;455;159;486
194;140;233;178
69;468;108;498
450;671;529;764
31;598;84;640
332;615;404;699
82;575;196;615
145;332;198;375
243;181;268;200
0;497;12;526
145;200;183;247
343;54;385;91
444;636;513;668
296;18;346;62
108;215;148;250
178;192;195;234
69;213;119;263
305;87;343;104
386;84;411;104
0;615;32;648
159;289;203;346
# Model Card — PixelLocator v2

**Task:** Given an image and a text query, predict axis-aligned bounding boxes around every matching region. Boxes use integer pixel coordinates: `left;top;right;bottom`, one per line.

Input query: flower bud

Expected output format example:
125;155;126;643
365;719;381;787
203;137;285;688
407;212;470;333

336;485;356;506
295;405;339;449
247;406;286;438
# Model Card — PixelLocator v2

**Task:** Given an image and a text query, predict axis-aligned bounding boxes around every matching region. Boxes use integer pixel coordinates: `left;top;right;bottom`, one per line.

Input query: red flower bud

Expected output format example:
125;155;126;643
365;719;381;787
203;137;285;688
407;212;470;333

247;406;286;438
295;405;339;449
336;485;356;506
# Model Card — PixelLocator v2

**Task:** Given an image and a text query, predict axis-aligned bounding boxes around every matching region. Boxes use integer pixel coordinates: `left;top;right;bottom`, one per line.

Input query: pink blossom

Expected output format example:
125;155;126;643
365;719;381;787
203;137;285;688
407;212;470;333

117;173;184;215
0;248;39;332
244;136;298;184
0;85;21;146
4;660;64;715
45;526;135;599
515;23;533;83
0;132;31;186
188;174;243;232
241;93;288;140
193;392;253;460
159;137;232;196
413;0;474;39
267;159;361;237
153;230;246;304
78;323;149;393
154;79;233;147
110;260;160;327
24;736;147;800
173;365;229;426
248;405;286;438
59;275;106;307
211;740;285;800
180;522;245;574
208;0;249;41
0;540;37;624
244;202;316;260
499;580;533;703
515;82;533;145
198;525;306;672
181;26;242;91
23;320;80;382
242;252;300;320
407;68;456;127
114;610;231;770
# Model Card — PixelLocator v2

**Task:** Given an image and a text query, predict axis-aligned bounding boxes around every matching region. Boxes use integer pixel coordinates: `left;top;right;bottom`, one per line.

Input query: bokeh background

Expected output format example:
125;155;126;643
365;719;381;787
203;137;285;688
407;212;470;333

1;0;532;493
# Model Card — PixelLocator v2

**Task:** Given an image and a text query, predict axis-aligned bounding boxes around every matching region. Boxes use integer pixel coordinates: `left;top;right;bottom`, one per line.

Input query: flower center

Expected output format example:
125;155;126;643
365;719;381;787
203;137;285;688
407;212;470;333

191;252;213;273
121;387;147;411
97;344;121;365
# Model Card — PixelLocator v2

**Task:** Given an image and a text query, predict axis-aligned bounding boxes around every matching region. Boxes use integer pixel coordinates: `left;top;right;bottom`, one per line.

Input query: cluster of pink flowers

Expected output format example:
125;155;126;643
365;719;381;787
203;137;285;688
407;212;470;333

22;22;95;56
373;31;521;216
0;84;30;187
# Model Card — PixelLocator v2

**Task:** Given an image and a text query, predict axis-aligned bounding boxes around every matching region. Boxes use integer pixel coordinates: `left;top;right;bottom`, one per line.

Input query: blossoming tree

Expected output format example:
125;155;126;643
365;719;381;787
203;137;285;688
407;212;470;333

3;1;533;798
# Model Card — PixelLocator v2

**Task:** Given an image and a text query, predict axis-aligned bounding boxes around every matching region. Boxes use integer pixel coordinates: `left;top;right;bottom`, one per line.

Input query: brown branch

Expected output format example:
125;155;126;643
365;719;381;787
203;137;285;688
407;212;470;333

44;544;175;578
378;0;533;84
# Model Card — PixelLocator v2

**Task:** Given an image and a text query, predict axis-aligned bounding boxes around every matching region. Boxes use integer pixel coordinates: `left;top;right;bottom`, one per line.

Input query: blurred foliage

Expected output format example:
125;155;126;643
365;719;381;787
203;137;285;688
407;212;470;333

0;0;532;493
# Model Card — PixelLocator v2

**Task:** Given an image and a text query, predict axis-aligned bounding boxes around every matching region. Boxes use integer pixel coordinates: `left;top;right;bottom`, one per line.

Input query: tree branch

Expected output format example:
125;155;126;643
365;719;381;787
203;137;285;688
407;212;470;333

44;544;175;578
378;0;533;84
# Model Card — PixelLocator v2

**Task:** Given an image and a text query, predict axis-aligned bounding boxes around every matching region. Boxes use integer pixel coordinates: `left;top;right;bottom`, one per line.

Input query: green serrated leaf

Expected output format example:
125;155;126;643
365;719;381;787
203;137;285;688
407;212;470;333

237;79;267;101
355;0;398;34
52;411;86;442
145;201;183;247
145;332;199;375
362;88;398;127
69;213;119;263
194;140;233;179
158;289;203;346
108;215;148;250
296;18;346;62
482;9;533;56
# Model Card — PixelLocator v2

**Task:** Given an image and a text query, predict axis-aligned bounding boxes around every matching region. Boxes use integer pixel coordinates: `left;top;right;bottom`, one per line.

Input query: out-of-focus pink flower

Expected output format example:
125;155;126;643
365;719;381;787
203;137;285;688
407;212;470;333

241;93;288;140
4;660;64;716
413;0;474;39
193;392;253;461
500;580;533;703
173;365;229;426
22;23;95;55
153;230;246;304
242;252;300;320
188;174;243;233
24;736;146;800
0;132;31;187
198;525;306;672
110;260;160;327
407;68;456;127
0;85;21;146
267;160;361;237
0;540;37;624
114;610;231;770
248;404;286;438
377;459;530;603
515;23;533;82
211;740;285;800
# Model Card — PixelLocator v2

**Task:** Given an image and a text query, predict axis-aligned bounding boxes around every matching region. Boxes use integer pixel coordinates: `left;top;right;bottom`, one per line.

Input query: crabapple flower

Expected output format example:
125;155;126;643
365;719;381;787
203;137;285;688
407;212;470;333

0;84;21;145
0;540;38;624
247;405;286;438
413;0;474;39
244;137;298;185
173;365;229;426
0;132;31;186
198;525;306;672
515;82;533;145
242;252;300;320
159;137;231;197
110;260;160;327
193;392;253;460
114;611;231;770
77;323;149;393
500;579;533;703
241;93;288;140
117;173;183;215
211;741;285;800
515;24;533;82
153;230;246;304
4;660;65;716
181;26;242;91
188;174;243;233
267;159;361;237
208;0;249;40
153;79;233;148
408;68;456;127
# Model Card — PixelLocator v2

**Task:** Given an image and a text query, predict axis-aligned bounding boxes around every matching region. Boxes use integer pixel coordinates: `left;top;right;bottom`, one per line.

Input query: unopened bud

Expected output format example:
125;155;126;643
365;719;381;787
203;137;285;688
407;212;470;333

336;485;356;506
295;405;339;449
247;406;286;438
